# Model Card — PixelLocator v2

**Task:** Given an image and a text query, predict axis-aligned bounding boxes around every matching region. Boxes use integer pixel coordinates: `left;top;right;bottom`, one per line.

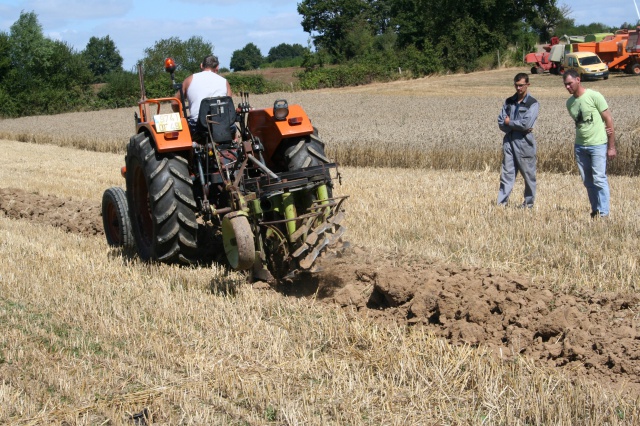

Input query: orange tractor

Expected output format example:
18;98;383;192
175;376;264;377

101;58;347;281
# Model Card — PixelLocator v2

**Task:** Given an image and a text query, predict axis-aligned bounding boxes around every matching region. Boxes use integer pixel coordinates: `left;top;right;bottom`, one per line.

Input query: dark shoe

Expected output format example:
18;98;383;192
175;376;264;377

591;210;609;219
517;203;533;209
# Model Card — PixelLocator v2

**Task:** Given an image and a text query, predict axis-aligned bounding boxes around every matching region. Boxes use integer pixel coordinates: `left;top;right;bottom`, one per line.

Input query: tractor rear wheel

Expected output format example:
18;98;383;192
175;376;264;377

630;63;640;76
102;186;135;252
283;133;331;171
126;133;198;264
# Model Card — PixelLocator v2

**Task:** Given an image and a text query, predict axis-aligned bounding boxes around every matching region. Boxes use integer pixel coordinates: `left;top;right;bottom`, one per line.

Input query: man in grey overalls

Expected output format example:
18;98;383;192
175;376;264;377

497;73;539;208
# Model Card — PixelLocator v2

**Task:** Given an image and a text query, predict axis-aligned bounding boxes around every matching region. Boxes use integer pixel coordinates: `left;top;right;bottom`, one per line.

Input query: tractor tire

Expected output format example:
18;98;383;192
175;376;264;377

102;186;135;253
283;134;331;171
126;132;198;264
630;63;640;76
531;66;538;74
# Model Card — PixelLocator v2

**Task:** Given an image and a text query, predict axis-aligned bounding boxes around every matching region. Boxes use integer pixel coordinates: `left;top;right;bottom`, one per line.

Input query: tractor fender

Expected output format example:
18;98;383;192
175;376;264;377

136;120;192;153
247;104;314;166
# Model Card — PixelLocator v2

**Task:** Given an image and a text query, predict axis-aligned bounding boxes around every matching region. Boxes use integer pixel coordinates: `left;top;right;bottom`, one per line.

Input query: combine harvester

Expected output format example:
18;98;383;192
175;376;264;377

569;26;640;75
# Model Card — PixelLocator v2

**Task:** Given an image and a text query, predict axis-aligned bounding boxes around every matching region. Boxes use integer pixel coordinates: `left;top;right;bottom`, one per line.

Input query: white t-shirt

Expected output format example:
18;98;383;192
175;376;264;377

187;71;228;122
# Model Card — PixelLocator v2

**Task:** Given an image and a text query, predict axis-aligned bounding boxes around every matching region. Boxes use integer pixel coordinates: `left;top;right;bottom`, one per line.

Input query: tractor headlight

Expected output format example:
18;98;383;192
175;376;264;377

273;99;289;121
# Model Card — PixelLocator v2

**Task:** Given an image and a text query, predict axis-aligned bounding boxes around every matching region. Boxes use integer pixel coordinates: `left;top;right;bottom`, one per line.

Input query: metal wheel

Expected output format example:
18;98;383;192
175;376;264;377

126;132;198;264
263;224;291;280
222;212;255;270
102;186;135;252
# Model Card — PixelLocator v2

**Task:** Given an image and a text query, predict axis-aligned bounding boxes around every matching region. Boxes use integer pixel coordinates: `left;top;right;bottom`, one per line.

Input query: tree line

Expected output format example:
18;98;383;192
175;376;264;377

0;8;635;117
296;0;636;77
0;12;307;117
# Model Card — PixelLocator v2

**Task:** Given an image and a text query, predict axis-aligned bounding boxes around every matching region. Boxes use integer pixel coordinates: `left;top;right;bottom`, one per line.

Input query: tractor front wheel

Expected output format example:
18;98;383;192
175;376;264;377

126;133;198;264
102;186;135;253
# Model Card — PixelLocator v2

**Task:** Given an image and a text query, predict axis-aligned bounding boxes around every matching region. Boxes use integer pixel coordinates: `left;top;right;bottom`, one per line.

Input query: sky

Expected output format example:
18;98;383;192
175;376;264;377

0;0;638;71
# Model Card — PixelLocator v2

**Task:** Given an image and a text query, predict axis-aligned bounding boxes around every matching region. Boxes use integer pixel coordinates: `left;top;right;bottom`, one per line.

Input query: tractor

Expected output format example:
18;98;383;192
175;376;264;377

101;58;347;282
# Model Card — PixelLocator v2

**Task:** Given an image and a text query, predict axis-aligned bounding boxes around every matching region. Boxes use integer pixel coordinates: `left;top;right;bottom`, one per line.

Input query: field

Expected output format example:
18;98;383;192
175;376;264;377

1;68;640;424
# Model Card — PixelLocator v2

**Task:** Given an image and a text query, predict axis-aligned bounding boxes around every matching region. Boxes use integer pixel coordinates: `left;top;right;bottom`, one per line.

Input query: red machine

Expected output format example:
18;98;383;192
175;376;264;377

524;37;564;75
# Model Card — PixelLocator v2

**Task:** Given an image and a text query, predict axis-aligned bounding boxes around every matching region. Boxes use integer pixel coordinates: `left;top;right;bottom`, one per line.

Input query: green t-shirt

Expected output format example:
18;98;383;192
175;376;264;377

566;89;608;146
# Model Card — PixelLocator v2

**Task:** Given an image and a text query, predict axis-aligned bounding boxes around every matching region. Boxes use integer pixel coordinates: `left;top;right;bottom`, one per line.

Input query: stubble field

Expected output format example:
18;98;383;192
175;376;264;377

1;68;640;424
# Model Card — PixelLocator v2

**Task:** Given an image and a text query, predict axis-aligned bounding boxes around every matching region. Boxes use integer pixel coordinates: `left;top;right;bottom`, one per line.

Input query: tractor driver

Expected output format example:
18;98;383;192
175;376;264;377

172;54;233;130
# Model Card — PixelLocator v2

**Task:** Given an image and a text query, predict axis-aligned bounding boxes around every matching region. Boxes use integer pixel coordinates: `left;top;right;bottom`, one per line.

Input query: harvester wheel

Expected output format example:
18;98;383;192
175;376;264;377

630;63;640;75
126;133;198;264
222;212;255;271
531;66;538;74
102;186;135;252
283;134;330;171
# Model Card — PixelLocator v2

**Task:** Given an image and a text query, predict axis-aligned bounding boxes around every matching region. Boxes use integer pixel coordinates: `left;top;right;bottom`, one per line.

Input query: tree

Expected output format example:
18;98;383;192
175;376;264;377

298;0;375;59
267;43;307;62
7;11;53;91
82;35;123;82
139;36;214;98
528;2;569;41
230;43;264;71
1;11;93;116
140;36;214;77
0;32;10;83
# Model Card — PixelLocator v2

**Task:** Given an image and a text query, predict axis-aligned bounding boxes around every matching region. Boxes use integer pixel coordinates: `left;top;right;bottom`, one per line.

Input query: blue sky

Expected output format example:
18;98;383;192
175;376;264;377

0;0;638;70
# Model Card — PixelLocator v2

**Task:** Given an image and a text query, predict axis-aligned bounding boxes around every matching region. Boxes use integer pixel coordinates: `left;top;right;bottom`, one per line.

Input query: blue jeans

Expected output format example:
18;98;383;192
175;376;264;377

574;144;610;216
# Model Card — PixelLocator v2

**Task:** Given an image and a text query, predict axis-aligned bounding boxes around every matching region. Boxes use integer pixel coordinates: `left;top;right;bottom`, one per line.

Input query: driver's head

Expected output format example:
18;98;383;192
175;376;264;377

201;55;219;71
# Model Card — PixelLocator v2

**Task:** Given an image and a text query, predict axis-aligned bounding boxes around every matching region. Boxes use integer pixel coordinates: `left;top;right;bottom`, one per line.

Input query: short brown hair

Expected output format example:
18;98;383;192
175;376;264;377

563;69;580;80
514;72;529;83
202;55;219;70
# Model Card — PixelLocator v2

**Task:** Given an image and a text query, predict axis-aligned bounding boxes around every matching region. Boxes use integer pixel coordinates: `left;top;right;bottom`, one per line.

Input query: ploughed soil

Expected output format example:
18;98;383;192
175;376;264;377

2;187;639;393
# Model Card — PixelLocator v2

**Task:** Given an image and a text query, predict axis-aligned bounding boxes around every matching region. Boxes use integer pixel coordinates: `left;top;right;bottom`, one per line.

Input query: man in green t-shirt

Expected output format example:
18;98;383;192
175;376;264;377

563;69;616;218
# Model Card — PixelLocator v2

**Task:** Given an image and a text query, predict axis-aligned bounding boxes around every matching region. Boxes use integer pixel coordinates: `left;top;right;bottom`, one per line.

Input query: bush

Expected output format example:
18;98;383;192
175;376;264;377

296;62;401;90
262;57;305;68
225;73;287;94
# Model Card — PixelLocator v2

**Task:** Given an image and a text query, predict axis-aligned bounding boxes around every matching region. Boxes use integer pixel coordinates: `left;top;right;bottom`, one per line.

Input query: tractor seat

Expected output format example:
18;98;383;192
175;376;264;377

196;96;237;144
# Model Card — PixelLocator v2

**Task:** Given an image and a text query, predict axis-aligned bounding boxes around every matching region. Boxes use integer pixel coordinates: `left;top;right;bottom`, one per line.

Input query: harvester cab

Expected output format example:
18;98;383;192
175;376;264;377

101;57;348;283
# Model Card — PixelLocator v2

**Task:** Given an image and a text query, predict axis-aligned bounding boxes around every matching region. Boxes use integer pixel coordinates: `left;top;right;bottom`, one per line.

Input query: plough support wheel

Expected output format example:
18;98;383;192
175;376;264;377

222;212;255;271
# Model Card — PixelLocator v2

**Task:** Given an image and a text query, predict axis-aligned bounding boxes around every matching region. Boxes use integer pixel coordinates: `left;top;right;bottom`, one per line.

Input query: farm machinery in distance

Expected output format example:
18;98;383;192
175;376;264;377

101;58;347;282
